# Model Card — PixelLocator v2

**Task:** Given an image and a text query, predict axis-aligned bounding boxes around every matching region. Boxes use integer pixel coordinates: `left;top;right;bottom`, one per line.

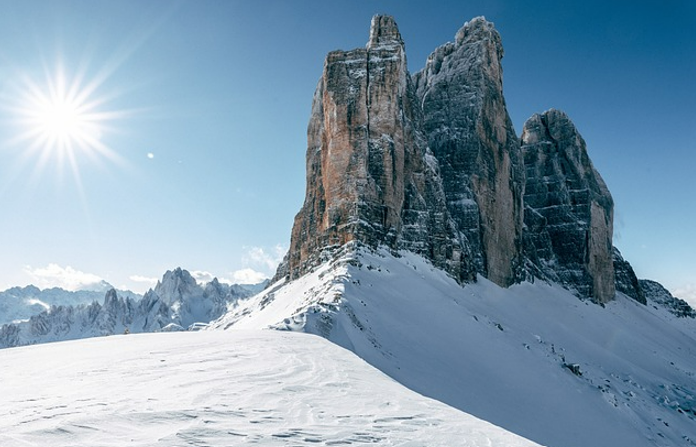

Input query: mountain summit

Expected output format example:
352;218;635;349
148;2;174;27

283;14;470;284
280;15;622;304
241;19;695;445
414;15;525;288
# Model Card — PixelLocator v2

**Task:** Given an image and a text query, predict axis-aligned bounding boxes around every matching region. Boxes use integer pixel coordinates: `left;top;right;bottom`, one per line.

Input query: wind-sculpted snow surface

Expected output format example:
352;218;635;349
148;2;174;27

215;243;696;447
0;330;541;447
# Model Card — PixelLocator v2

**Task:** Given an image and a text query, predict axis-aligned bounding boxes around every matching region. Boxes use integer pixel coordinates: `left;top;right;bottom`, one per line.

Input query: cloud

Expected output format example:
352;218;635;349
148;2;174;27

231;268;268;285
674;283;696;307
129;275;159;285
227;244;286;285
24;264;107;292
190;270;218;284
243;245;286;271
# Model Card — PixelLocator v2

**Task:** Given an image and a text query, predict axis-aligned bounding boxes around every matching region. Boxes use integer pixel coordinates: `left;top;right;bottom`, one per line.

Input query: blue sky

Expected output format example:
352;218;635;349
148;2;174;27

0;1;693;301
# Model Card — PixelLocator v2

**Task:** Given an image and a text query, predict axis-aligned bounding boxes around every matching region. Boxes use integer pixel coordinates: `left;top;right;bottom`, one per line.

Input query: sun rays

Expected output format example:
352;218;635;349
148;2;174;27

3;60;131;190
31;71;96;148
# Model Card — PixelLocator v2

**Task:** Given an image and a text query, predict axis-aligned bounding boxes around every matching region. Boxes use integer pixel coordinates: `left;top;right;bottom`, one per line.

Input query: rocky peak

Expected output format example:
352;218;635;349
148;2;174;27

103;288;119;307
521;109;615;303
367;15;403;49
279;15;632;305
413;16;524;287
283;15;471;282
640;279;695;318
154;268;202;305
455;16;502;52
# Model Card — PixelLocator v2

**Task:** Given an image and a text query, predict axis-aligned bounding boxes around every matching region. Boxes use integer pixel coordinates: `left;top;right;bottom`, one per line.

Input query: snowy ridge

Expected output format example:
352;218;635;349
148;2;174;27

214;242;696;447
0;330;541;447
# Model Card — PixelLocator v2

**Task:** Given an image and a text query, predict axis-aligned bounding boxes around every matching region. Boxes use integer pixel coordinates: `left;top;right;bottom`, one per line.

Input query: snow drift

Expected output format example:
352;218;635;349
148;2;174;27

0;330;540;447
215;242;696;447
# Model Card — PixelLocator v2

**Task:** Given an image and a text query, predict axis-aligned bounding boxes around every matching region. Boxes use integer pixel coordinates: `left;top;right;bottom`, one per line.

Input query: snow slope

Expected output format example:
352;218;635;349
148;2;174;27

215;243;696;447
0;330;540;447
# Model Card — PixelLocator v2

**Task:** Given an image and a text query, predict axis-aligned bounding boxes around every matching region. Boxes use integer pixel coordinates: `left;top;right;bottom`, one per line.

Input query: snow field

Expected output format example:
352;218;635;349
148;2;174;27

0;330;541;447
216;245;696;447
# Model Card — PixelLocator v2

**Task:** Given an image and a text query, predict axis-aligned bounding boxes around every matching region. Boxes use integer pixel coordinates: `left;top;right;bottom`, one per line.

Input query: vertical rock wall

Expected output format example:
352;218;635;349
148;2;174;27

285;16;471;282
413;17;524;287
613;247;646;304
280;14;624;304
521;109;615;303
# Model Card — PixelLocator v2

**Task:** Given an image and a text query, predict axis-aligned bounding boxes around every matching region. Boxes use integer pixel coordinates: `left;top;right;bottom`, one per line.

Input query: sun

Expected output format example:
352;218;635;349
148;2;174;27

6;63;126;183
19;67;107;157
36;93;86;142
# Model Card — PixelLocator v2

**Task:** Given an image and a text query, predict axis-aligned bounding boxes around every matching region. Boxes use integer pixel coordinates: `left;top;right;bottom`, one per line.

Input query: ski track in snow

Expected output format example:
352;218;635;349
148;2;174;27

0;330;540;447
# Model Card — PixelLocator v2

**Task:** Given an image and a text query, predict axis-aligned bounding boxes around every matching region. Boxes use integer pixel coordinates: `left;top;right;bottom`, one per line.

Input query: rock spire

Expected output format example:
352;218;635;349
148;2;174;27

279;14;627;304
284;15;471;282
413;17;525;287
521;109;615;303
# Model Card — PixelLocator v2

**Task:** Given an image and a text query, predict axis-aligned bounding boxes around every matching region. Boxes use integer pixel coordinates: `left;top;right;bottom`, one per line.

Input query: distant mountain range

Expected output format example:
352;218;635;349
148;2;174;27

0;268;265;348
0;285;141;325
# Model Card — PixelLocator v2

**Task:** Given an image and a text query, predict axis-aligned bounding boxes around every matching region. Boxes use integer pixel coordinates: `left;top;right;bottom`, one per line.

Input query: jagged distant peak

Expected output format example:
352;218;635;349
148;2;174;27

156;267;198;288
2;284;41;295
104;288;119;303
160;266;195;282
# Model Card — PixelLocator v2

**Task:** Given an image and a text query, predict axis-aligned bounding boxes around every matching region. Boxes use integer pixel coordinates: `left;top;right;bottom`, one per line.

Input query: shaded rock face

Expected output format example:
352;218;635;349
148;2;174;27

521;109;615;303
613;247;646;304
286;15;471;282
413;17;524;288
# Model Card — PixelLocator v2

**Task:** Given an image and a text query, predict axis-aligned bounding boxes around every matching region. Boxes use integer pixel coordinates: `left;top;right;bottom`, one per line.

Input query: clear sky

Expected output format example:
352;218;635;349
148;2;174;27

0;1;694;302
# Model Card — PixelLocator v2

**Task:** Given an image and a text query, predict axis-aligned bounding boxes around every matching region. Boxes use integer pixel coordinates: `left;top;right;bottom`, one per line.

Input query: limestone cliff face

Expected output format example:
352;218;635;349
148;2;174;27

521;109;615;303
285;16;471;282
281;15;625;304
413;17;524;288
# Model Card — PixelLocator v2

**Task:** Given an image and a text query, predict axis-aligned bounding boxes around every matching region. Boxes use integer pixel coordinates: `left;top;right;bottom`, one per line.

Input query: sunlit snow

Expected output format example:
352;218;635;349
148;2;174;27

215;244;696;447
0;330;539;447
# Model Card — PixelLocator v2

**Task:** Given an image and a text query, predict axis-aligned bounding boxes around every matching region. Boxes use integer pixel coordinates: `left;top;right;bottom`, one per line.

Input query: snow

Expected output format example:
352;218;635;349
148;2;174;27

214;244;696;447
0;286;139;325
0;330;540;447
4;245;695;447
0;271;256;349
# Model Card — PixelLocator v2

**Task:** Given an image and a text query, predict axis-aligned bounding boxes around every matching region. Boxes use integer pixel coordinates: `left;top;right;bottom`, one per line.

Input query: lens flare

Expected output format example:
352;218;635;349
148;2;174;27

5;62;128;188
